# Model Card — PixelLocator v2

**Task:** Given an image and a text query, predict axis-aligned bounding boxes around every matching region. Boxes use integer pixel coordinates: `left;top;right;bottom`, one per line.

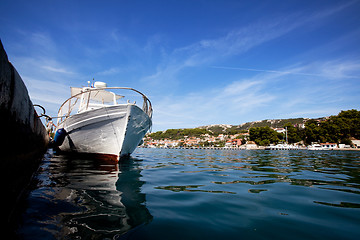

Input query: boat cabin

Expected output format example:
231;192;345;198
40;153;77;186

71;82;124;113
56;81;152;127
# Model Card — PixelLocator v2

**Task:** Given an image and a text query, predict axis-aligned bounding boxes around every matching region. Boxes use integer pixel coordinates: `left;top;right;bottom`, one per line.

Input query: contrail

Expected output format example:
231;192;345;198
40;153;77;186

212;66;291;74
211;66;360;79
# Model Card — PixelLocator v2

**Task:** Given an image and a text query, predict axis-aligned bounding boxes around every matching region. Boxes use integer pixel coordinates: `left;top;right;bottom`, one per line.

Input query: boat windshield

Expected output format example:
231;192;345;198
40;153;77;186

71;87;124;103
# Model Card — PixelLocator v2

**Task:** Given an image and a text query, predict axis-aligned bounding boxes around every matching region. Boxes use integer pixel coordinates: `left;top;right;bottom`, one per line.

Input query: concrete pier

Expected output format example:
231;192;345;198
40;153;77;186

0;40;49;231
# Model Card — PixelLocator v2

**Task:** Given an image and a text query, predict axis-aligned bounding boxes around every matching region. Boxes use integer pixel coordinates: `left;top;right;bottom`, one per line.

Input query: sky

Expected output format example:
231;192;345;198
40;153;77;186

1;0;359;131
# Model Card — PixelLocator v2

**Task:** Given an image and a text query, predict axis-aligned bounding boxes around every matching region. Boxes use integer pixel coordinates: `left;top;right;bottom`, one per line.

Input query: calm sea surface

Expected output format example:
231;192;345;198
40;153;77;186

17;149;360;239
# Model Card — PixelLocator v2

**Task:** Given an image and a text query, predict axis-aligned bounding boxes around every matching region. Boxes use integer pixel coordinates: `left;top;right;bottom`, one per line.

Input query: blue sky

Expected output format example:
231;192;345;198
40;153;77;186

1;0;359;131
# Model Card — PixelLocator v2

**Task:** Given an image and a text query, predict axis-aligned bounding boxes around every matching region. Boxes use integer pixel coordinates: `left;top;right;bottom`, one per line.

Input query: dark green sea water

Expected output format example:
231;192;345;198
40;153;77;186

17;149;360;239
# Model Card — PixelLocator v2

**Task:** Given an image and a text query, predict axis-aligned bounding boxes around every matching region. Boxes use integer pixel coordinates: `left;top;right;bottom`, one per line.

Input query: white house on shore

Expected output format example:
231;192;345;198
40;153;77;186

352;139;360;148
244;141;258;149
320;143;337;149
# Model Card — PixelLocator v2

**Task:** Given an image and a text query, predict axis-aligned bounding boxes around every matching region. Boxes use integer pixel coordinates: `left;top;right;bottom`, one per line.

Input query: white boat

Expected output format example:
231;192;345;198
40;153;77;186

307;143;322;150
265;128;302;150
267;143;301;150
308;143;337;150
53;81;152;161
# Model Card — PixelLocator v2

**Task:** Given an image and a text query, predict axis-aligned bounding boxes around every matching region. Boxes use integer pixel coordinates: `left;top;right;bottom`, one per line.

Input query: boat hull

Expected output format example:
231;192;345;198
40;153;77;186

57;104;151;160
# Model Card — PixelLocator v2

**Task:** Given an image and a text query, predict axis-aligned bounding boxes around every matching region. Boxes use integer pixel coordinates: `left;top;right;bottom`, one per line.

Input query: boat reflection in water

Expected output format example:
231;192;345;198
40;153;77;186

17;153;152;239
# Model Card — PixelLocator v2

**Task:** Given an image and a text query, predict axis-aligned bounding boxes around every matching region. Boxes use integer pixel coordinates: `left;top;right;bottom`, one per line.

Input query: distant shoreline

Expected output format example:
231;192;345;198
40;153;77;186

139;146;360;151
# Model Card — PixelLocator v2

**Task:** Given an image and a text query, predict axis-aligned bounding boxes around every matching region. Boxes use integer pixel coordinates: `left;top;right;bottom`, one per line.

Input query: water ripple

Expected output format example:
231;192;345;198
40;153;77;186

17;149;360;239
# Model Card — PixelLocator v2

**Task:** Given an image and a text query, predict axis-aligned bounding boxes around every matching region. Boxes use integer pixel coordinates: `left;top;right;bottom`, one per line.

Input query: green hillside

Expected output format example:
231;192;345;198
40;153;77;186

148;110;360;146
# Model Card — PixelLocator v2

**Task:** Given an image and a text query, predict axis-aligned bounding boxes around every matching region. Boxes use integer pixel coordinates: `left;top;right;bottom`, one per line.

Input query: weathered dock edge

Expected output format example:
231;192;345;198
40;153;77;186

0;40;49;231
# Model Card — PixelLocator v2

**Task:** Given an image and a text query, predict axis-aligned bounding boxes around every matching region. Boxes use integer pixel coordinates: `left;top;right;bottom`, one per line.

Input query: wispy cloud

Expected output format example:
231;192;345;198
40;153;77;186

22;76;70;117
24;77;68;101
10;31;79;78
41;65;76;75
152;78;275;129
151;57;360;130
7;31;83;116
4;1;357;131
142;2;355;90
142;19;295;87
146;1;360;130
96;67;121;76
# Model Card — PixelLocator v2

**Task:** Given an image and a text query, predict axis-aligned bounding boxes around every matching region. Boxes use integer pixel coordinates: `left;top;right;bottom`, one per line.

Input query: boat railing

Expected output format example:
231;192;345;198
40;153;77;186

57;87;152;126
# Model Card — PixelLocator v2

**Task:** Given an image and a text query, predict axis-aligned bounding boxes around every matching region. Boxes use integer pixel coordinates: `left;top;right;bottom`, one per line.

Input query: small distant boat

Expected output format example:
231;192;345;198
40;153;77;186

308;143;337;150
307;143;322;150
266;143;301;150
265;127;302;150
53;81;152;161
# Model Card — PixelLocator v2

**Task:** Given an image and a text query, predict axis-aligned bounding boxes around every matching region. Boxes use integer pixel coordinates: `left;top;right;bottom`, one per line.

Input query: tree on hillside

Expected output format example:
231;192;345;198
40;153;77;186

283;123;303;144
249;126;281;146
147;109;360;146
304;109;360;145
304;119;321;145
337;109;360;139
148;131;165;140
